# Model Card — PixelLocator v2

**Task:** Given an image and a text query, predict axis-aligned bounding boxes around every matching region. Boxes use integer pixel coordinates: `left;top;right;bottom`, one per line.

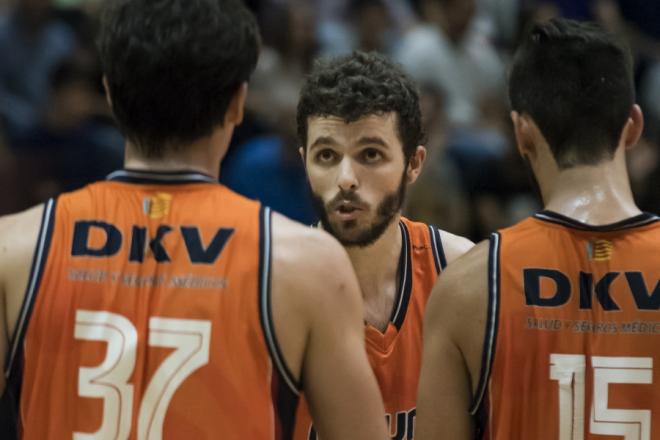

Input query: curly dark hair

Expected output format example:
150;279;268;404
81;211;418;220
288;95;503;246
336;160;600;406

97;0;259;158
297;51;424;161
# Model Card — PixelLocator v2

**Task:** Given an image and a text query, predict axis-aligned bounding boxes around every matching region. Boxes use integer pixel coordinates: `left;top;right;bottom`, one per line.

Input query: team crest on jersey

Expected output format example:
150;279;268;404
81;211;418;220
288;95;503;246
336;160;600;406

144;193;172;219
587;239;613;261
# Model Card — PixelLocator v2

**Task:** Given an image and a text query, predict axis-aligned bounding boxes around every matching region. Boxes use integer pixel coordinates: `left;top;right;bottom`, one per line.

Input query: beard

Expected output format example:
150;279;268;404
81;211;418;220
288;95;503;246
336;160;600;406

310;170;407;248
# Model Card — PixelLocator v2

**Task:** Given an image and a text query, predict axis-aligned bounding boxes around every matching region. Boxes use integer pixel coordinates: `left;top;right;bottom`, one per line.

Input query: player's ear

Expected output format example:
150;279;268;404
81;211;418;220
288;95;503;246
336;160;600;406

299;146;306;165
620;104;644;150
511;111;539;160
406;145;427;184
102;76;113;110
224;82;248;126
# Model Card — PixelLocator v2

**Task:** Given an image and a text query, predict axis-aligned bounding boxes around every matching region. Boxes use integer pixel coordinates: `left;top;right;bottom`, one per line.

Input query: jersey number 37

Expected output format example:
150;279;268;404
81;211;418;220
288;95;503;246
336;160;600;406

73;310;212;440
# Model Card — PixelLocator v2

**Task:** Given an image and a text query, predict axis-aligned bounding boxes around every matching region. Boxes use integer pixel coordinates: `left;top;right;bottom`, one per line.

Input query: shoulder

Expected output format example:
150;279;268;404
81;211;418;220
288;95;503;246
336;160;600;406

0;204;47;288
426;239;489;332
438;229;474;265
0;204;46;257
396;26;443;64
270;213;358;304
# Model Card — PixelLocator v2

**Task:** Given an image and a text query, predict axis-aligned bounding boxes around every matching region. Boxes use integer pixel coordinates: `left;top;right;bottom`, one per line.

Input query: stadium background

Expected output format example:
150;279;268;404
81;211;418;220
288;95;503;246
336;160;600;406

0;0;658;242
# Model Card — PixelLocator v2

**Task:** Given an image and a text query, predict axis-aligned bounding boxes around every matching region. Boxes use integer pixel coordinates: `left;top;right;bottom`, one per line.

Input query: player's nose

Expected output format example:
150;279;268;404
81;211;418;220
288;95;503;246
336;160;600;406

336;158;358;191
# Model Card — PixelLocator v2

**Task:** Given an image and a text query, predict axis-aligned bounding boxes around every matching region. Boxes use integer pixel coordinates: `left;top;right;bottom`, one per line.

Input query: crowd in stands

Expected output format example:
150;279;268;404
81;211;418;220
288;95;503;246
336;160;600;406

1;0;659;241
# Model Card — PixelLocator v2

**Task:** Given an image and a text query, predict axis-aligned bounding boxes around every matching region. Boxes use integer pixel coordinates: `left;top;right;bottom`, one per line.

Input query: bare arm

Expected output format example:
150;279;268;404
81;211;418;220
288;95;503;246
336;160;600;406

301;242;387;439
416;241;489;440
271;214;387;440
0;205;44;395
439;230;474;265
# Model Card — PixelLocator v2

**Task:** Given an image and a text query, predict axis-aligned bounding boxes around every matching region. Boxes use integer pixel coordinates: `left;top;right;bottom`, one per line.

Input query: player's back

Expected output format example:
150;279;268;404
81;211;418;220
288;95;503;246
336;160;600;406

8;170;294;439
475;210;660;439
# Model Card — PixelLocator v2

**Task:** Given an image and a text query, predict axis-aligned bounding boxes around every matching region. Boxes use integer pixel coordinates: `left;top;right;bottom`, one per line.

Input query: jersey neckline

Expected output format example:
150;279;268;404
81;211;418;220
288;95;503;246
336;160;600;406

106;169;217;185
366;220;413;335
534;210;660;232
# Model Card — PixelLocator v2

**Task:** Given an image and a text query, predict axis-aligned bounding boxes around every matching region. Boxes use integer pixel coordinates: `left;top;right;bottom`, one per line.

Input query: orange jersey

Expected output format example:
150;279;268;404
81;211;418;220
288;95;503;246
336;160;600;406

473;210;660;440
294;217;445;440
4;170;299;439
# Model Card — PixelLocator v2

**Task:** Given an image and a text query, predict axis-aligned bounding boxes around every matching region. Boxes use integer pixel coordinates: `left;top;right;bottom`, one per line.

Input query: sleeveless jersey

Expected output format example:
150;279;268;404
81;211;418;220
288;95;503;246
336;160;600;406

473;210;660;440
3;170;299;439
293;217;446;440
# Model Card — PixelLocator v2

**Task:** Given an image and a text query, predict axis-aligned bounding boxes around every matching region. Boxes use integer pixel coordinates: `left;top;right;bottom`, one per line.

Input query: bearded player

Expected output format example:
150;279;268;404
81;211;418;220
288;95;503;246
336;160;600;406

293;51;474;439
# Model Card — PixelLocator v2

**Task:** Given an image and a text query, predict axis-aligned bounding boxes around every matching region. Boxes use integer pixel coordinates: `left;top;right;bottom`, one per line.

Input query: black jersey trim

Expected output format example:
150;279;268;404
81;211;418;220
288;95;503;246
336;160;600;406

271;366;299;440
106;169;216;185
470;232;501;415
429;225;448;272
534;210;660;232
391;221;413;330
258;206;301;395
429;225;441;274
1;199;56;439
5;198;57;378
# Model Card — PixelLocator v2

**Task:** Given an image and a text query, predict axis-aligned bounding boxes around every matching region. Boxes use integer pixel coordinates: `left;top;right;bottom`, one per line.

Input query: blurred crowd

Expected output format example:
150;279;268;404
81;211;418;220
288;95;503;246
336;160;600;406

1;0;659;241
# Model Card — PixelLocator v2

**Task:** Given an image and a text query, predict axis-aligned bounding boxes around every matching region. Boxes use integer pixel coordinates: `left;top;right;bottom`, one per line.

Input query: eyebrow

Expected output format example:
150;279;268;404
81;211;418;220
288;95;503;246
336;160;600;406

308;135;390;151
309;136;339;151
356;136;388;148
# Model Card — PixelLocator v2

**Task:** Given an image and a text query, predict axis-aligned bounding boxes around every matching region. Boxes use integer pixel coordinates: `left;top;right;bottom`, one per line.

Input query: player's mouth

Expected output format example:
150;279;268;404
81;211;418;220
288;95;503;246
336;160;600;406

334;202;363;221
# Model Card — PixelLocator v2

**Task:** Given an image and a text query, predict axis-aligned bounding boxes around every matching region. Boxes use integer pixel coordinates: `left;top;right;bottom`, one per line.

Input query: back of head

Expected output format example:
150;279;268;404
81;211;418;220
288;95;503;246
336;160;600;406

297;51;424;161
509;18;634;169
97;0;259;158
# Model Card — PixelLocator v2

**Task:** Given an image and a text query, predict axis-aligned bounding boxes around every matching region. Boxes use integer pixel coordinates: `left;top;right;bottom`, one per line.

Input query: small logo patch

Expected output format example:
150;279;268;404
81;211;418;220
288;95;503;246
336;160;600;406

143;193;172;219
587;239;613;261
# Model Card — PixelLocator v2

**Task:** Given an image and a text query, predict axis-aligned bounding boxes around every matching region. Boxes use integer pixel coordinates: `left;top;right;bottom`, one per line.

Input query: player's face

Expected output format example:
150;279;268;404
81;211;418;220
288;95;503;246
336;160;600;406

304;113;408;247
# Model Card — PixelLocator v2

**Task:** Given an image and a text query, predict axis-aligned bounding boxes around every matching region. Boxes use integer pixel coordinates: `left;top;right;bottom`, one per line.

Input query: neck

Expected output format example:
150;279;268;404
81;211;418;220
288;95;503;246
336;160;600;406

123;134;229;180
345;214;402;300
542;148;641;224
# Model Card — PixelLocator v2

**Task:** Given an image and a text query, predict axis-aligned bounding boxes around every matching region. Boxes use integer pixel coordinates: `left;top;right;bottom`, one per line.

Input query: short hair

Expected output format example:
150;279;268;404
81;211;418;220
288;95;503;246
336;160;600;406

297;51;424;161
97;0;259;158
509;18;635;169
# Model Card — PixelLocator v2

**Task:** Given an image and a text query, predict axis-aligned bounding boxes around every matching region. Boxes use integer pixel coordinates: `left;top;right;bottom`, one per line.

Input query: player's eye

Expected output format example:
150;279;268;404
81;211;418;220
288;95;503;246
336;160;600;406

315;149;338;164
361;148;384;164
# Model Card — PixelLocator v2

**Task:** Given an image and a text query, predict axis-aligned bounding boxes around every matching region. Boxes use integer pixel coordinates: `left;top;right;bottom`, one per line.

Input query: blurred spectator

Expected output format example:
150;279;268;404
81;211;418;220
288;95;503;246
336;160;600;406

219;0;317;223
628;138;660;214
11;49;123;193
250;0;317;131
313;0;415;56
404;82;473;236
351;0;395;53
0;0;77;141
221;133;317;224
397;0;506;127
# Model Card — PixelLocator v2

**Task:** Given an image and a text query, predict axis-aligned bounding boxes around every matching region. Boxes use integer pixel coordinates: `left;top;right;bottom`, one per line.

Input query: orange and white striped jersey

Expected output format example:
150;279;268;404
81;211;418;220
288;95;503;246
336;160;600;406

474;210;660;439
4;169;299;439
294;217;445;440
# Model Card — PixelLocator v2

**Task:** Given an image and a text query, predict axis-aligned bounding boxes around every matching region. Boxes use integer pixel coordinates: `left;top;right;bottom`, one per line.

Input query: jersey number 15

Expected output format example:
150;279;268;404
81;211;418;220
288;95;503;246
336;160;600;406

550;353;653;440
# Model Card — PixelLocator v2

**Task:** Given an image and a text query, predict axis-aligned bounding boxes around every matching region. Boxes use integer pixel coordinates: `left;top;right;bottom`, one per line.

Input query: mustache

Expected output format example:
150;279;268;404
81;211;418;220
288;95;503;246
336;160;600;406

326;190;369;210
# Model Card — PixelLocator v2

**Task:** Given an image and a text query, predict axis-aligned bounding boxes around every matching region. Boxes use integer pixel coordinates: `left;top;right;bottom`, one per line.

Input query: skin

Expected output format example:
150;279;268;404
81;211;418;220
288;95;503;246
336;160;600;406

415;105;645;439
0;84;388;440
302;113;473;331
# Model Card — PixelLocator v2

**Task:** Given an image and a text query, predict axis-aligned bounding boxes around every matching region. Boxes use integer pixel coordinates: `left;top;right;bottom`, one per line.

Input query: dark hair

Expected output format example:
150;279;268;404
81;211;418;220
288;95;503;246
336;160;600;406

509;18;635;169
297;51;424;161
97;0;259;158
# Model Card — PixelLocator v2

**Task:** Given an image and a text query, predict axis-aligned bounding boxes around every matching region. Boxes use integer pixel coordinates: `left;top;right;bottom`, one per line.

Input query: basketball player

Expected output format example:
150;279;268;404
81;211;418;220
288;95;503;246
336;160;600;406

0;1;388;438
416;19;660;439
293;51;474;439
